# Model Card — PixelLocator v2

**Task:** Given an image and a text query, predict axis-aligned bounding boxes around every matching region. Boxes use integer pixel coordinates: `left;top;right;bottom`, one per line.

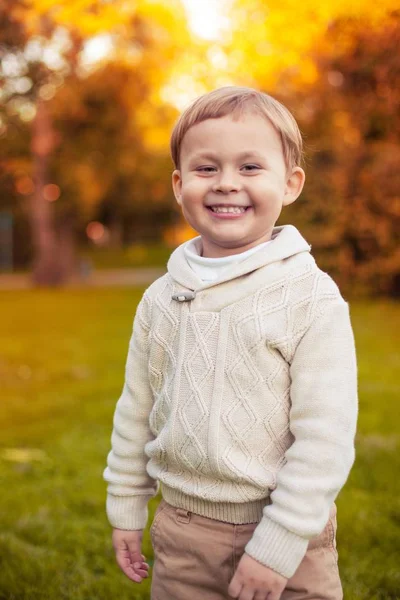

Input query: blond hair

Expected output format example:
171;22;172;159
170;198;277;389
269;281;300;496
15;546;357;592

170;86;303;171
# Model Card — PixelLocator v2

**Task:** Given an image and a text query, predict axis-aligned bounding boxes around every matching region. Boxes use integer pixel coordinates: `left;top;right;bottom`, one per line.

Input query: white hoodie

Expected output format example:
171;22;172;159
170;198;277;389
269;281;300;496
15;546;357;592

104;224;358;578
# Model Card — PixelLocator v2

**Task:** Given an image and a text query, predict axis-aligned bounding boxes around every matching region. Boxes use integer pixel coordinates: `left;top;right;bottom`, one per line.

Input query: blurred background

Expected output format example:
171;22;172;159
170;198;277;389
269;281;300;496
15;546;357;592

1;1;399;598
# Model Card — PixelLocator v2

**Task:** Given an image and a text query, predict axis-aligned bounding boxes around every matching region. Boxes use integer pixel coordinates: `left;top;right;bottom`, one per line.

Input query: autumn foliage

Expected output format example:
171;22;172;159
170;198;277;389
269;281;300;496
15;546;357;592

0;0;399;295
281;14;400;297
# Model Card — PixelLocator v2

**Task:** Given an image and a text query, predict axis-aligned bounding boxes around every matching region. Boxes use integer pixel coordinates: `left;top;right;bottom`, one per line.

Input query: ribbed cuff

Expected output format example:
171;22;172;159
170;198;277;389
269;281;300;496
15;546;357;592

106;494;150;530
244;516;309;579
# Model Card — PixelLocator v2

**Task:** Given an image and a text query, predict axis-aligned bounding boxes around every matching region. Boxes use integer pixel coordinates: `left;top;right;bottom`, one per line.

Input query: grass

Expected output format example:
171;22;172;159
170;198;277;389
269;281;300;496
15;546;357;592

1;243;172;275
0;289;399;599
80;243;172;270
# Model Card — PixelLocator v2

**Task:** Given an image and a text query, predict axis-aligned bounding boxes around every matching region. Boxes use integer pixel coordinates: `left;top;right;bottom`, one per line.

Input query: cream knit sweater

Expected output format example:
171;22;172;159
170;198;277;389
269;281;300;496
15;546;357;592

103;224;358;578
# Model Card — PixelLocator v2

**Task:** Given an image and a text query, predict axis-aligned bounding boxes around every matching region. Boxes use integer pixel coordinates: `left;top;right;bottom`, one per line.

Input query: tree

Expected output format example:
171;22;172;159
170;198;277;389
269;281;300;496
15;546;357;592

0;0;189;284
293;14;400;296
224;0;400;296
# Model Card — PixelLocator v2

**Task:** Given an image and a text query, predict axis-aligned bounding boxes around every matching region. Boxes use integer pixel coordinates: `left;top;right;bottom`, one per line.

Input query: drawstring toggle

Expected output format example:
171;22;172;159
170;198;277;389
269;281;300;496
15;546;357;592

172;291;196;302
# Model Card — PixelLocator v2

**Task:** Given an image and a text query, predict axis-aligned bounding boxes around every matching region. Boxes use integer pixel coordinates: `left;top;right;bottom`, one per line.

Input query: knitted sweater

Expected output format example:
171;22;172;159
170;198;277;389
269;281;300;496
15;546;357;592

103;224;358;578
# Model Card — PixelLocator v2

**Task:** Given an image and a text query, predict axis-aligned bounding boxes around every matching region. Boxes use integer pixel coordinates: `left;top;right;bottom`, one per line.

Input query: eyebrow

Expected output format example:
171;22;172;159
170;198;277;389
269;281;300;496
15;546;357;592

188;151;267;162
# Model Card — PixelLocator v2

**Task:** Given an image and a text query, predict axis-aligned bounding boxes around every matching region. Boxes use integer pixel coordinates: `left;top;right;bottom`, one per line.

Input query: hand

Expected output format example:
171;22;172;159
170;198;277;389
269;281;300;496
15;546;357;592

112;528;149;583
228;553;288;600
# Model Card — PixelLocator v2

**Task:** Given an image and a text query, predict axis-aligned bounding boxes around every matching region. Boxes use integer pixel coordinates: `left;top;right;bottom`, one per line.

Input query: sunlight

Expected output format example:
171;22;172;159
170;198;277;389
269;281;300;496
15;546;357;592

81;34;114;66
161;75;207;111
181;0;230;40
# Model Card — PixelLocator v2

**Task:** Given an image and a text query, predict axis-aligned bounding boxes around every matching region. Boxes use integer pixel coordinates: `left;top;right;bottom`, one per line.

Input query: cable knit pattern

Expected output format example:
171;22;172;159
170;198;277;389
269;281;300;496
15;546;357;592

104;224;358;578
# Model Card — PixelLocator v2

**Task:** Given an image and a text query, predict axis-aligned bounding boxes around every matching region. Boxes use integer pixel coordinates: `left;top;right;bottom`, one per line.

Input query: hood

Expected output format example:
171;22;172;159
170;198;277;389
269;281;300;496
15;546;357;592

167;224;312;292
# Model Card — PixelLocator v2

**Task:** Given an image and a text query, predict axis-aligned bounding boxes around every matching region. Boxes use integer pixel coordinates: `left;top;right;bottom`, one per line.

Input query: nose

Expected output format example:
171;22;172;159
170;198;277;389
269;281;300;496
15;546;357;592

212;169;240;194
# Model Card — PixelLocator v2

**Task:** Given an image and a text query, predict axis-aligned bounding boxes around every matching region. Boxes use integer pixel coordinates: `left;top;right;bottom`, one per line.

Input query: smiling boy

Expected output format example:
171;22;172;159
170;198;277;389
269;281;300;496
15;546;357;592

104;86;358;600
172;110;304;258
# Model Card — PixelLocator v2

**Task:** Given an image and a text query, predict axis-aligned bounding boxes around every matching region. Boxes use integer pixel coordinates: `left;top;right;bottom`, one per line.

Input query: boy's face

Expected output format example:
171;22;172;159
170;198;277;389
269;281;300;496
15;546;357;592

172;112;305;258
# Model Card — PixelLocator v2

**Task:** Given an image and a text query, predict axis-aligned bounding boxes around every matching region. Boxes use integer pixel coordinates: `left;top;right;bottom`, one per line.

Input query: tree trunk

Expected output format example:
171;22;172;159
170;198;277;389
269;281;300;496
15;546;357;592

29;98;72;285
57;215;77;281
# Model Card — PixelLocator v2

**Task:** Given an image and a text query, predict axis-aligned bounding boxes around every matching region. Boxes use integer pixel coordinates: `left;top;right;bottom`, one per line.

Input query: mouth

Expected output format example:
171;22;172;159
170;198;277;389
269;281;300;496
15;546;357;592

206;205;251;214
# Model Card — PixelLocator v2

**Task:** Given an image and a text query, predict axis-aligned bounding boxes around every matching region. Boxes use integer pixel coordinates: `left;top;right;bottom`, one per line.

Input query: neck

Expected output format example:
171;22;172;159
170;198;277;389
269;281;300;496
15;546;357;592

201;232;274;258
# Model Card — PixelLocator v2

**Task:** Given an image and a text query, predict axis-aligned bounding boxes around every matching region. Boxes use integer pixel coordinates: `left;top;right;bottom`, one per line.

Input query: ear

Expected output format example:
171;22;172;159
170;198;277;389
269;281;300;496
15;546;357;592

283;166;306;207
172;170;183;206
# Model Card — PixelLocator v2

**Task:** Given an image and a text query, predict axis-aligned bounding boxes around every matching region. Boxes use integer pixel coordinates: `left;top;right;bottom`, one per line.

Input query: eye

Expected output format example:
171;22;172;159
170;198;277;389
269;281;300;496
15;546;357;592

241;164;261;172
196;166;217;173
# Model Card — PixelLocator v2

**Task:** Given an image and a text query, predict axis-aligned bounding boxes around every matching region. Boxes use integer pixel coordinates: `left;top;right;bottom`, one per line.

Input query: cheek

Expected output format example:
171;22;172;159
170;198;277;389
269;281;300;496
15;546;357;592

249;182;285;206
182;178;209;197
179;206;202;233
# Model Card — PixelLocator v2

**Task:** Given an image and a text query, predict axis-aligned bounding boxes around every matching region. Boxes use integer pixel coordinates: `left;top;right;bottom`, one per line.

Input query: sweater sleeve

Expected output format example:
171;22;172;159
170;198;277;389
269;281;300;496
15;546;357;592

103;292;158;530
245;296;358;578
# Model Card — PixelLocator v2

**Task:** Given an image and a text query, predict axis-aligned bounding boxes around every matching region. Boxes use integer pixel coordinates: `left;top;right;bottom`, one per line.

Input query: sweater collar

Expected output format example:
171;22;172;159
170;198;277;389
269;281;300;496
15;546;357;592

167;224;312;291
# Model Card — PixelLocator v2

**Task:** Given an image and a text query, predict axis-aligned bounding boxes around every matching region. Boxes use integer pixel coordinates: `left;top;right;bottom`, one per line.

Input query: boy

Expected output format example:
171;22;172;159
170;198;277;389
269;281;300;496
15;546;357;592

103;86;358;600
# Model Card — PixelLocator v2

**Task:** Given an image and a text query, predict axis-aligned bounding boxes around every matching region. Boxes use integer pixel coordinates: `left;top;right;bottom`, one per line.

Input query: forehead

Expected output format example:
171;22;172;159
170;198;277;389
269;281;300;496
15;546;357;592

180;113;283;161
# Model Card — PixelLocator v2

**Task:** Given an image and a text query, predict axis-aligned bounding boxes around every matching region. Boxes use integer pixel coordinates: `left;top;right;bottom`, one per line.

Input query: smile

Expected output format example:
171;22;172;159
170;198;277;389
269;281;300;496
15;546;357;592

208;206;249;214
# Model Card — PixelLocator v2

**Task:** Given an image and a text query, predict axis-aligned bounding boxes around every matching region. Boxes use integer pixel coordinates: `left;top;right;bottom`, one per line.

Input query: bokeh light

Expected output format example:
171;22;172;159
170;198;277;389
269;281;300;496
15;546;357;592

39;83;57;101
15;176;35;195
86;221;108;244
181;0;230;40
43;184;61;202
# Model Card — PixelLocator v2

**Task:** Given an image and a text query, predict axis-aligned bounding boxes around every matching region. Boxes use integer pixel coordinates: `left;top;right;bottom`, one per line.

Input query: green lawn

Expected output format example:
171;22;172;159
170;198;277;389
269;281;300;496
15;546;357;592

80;243;172;270
0;289;399;599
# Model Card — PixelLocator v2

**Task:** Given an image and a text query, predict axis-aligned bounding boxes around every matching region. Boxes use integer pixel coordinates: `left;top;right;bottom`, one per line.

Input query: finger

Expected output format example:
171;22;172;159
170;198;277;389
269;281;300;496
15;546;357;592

133;567;149;579
132;561;149;570
129;549;143;560
114;544;149;580
254;592;270;600
126;541;144;567
126;557;149;579
129;552;149;578
132;558;149;568
115;549;144;582
238;586;255;600
228;578;243;599
132;562;149;575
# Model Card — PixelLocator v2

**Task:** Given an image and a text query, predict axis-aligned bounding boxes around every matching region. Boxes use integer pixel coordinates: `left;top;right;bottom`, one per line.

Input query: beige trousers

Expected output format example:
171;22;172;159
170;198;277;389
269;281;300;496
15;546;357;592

150;499;343;600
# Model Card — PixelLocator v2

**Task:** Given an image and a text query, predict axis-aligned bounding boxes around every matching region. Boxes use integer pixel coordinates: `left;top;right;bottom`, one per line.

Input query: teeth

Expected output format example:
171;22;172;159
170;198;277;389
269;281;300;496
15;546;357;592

210;206;246;214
